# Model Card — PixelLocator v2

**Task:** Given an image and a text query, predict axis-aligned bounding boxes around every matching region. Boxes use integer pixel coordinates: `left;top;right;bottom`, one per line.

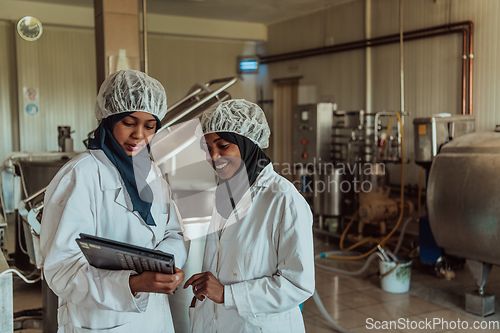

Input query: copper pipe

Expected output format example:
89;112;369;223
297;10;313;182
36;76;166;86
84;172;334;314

261;29;466;63
462;28;467;115
260;21;474;117
261;21;474;64
469;22;474;115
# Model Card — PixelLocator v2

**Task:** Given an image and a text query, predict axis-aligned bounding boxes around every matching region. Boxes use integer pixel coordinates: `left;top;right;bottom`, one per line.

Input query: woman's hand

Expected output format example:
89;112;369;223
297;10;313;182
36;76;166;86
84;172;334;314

183;271;224;304
129;267;185;295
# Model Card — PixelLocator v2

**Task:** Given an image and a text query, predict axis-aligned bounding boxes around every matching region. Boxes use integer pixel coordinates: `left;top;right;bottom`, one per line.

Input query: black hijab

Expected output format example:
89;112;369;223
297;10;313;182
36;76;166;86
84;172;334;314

88;112;161;226
212;132;271;219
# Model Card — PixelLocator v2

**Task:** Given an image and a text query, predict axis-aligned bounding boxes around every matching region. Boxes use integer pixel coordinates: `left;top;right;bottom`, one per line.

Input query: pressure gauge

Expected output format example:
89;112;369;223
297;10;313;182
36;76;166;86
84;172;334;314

17;16;43;41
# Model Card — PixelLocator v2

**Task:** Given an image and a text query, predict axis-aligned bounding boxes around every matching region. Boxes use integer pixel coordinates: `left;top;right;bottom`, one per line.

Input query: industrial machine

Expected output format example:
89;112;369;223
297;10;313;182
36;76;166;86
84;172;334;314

412;114;475;267
427;130;499;316
293;104;412;241
414;114;475;168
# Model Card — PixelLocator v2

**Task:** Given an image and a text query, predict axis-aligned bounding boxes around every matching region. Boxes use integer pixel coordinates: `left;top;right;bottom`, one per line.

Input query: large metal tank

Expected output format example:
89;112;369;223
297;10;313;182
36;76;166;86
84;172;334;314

313;164;354;217
427;131;500;265
18;158;70;196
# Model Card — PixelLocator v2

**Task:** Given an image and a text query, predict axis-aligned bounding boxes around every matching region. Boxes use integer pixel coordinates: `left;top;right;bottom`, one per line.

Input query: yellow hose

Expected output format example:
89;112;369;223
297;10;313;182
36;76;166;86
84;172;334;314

338;210;385;252
323;112;405;260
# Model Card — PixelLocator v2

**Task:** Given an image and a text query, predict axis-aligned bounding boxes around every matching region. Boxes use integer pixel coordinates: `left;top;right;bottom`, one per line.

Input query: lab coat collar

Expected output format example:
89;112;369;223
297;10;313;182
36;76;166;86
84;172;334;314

88;150;167;216
213;163;276;228
88;150;134;212
88;150;124;191
252;162;276;189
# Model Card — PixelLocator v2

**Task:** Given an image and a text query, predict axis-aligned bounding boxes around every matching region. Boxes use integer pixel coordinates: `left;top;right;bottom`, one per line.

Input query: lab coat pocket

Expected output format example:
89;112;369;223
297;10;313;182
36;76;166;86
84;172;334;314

244;311;292;333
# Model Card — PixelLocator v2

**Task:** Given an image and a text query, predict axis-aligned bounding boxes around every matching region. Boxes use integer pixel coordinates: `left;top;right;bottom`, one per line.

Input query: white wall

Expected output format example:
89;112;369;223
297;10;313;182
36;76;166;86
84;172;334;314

258;0;366;110
259;0;500;185
15;25;97;152
149;34;258;104
0;0;262;160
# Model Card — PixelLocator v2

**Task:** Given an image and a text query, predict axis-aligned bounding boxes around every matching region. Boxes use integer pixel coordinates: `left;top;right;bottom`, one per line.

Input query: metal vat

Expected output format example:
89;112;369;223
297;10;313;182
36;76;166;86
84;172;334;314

427;131;500;265
18;158;70;196
313;164;354;217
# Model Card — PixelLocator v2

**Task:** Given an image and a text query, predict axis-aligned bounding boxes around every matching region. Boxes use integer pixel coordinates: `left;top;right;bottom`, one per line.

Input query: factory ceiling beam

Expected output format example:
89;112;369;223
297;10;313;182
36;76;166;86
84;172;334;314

94;0;141;90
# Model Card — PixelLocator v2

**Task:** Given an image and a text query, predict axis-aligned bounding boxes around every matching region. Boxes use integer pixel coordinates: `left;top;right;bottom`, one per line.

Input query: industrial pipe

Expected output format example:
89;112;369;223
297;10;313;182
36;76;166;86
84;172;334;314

142;0;148;74
260;21;474;115
469;22;474;115
462;28;467;115
399;0;405;116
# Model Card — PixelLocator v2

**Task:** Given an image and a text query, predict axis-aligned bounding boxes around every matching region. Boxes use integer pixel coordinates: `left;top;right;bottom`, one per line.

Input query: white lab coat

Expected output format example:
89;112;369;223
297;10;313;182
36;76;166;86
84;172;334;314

40;150;188;333
190;163;314;333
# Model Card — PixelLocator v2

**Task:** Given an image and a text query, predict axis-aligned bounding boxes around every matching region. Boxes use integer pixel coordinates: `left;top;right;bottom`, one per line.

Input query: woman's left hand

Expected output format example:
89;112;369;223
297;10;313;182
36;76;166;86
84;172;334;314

183;271;224;304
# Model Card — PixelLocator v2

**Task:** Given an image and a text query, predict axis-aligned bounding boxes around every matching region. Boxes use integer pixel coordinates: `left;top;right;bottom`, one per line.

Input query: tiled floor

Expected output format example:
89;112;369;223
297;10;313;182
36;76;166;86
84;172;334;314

10;235;500;332
306;238;500;332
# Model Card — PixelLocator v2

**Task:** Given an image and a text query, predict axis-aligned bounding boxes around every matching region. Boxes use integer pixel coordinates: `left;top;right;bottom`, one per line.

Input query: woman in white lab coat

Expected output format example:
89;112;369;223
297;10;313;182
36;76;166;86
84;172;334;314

40;70;188;333
184;100;315;333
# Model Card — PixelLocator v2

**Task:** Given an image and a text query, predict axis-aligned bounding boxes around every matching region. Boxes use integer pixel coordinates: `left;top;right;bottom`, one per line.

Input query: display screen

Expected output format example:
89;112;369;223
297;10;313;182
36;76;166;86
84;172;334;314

237;56;259;73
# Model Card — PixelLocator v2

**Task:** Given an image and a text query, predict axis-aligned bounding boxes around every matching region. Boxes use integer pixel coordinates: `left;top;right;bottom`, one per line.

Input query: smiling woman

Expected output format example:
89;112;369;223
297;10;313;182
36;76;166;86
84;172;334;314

185;99;314;333
202;133;242;179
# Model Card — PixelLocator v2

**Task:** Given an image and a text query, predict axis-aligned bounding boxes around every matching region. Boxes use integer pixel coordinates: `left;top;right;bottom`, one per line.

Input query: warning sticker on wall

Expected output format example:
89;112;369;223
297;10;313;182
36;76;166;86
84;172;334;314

24;87;38;103
25;103;39;116
23;87;39;116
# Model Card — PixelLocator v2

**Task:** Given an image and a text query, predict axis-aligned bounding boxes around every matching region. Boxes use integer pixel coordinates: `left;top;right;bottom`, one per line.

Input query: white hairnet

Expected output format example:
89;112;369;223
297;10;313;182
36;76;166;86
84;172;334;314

199;99;271;149
95;70;167;121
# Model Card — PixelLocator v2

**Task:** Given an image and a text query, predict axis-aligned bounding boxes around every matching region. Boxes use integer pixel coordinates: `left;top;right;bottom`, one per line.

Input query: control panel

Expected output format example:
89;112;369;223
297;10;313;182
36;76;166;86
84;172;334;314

292;103;334;165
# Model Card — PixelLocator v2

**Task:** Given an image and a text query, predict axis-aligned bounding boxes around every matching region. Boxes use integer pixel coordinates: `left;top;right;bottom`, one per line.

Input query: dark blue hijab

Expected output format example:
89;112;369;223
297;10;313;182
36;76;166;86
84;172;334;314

88;112;161;226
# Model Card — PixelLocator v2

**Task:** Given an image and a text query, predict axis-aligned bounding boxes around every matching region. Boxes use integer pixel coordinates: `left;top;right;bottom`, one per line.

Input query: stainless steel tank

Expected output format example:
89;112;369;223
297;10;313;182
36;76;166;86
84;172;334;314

427;131;500;266
313;164;354;216
18;158;70;196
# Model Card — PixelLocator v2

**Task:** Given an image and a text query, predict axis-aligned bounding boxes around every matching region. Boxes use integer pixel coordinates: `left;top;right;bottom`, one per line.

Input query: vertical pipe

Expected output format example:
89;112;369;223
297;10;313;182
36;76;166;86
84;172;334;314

468;22;474;115
142;0;148;74
399;0;404;114
365;0;372;115
398;0;404;159
462;29;467;115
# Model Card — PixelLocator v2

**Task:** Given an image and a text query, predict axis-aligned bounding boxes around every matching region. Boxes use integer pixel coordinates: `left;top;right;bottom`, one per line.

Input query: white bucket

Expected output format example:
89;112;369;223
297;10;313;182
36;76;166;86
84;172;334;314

379;260;412;293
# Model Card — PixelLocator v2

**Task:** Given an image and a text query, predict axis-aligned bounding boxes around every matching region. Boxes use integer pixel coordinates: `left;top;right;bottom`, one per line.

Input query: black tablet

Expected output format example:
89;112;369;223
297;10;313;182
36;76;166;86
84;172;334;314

76;233;175;274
